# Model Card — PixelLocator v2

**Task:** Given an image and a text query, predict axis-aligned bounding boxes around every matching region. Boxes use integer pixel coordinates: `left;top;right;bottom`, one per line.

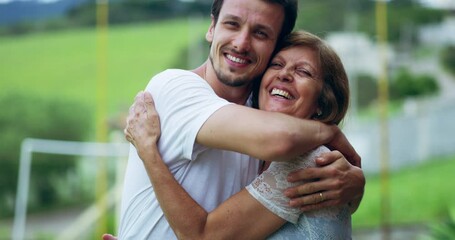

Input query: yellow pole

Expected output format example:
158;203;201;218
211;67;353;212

96;0;109;237
375;1;390;240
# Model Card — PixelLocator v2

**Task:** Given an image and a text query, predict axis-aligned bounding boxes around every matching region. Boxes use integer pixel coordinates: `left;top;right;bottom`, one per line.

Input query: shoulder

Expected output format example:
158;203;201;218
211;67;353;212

146;69;210;93
152;69;202;84
155;69;199;79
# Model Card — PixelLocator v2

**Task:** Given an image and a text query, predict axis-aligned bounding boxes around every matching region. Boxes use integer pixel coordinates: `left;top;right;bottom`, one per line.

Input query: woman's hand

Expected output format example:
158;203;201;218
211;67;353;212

102;234;117;240
124;91;161;159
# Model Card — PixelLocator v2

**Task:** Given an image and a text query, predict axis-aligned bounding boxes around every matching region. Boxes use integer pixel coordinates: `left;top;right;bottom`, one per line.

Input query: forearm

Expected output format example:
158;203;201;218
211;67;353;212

140;146;209;239
197;105;341;162
140;146;284;240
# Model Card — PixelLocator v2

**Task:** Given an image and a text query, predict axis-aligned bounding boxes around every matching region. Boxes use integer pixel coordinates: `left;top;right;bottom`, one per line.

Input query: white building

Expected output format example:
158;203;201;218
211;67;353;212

419;16;455;45
325;32;394;77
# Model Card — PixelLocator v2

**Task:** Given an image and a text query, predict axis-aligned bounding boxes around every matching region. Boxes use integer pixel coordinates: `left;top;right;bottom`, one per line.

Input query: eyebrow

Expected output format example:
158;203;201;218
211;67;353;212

222;14;277;38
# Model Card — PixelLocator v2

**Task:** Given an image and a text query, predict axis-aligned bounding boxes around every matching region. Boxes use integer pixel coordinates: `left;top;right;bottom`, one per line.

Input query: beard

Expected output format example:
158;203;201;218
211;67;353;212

209;53;255;88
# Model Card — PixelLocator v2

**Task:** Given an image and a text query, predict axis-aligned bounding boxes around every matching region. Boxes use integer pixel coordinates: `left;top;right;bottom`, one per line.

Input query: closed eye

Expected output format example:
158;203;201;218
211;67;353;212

296;68;314;78
224;20;239;28
269;61;283;69
255;30;269;39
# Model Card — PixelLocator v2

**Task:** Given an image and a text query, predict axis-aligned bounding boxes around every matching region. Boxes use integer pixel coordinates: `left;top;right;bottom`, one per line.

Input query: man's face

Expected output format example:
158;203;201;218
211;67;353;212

206;0;284;88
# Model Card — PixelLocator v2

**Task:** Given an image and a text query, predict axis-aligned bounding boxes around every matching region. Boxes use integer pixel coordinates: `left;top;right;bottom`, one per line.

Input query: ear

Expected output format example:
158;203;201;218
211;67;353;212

206;14;215;43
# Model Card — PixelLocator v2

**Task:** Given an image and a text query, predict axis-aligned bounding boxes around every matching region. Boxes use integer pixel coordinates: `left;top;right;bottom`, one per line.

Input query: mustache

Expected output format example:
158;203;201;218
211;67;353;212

222;46;254;59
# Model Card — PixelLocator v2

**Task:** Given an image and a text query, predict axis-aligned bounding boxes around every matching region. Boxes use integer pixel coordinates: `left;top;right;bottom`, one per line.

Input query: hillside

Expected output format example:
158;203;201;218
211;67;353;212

0;18;209;120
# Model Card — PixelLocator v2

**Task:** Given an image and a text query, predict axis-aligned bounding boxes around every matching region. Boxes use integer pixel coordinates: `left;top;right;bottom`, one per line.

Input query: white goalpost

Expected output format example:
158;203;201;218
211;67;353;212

12;138;130;240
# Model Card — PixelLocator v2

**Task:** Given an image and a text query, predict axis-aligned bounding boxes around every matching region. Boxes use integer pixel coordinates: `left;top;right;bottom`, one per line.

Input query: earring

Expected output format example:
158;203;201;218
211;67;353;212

317;109;322;117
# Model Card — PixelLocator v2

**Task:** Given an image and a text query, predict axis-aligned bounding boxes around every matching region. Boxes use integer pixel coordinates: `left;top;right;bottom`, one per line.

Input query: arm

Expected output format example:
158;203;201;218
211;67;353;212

125;92;285;239
143;145;285;240
131;91;363;211
197;104;360;165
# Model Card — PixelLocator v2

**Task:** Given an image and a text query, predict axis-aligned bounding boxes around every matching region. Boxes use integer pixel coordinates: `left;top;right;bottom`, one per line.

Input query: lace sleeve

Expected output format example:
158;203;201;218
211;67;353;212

245;146;330;224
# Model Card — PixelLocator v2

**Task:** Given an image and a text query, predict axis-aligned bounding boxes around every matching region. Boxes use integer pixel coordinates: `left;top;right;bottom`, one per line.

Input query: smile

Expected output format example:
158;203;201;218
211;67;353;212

271;88;294;100
226;54;248;64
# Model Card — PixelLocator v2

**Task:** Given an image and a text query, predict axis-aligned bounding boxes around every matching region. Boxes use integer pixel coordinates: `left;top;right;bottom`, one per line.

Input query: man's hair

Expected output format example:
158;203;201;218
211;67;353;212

211;0;298;42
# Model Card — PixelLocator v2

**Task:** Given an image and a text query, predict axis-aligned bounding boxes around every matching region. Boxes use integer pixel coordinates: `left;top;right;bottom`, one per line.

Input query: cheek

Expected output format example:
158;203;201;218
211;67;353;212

258;89;267;110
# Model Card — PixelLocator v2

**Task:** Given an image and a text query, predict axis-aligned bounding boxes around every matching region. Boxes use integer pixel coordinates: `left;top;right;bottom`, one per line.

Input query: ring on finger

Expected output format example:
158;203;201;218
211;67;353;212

319;192;324;202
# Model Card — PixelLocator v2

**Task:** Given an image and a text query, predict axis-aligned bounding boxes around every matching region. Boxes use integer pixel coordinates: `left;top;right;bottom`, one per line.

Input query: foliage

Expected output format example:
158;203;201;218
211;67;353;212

355;74;378;109
390;68;439;100
0;92;92;217
0;0;447;39
353;68;439;110
429;206;455;240
297;0;445;43
440;45;455;77
49;0;210;30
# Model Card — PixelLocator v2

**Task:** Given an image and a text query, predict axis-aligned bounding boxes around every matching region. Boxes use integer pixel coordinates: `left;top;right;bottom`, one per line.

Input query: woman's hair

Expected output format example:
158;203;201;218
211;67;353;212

211;0;298;43
253;30;350;125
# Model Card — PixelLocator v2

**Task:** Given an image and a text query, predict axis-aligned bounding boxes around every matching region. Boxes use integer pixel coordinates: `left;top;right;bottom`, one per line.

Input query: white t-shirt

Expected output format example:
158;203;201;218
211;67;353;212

118;69;260;239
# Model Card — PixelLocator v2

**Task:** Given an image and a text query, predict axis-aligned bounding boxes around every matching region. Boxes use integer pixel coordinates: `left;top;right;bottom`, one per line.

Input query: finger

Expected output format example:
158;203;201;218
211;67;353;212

143;91;154;104
102;234;118;240
134;91;144;101
285;178;331;198
352;154;362;168
300;199;338;212
288;166;331;183
315;150;342;166
288;191;326;207
123;128;129;141
143;93;156;119
128;102;136;116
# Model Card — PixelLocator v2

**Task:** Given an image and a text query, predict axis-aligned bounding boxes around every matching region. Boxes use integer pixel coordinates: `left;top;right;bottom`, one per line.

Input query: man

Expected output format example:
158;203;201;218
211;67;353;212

113;0;364;239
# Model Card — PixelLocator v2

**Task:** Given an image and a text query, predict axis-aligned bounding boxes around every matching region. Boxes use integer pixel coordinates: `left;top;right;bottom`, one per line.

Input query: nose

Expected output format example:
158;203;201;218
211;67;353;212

277;67;293;82
232;28;251;53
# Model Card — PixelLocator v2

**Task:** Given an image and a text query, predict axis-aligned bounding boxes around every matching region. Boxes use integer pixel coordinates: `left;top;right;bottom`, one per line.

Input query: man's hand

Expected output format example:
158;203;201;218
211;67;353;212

124;91;161;158
325;125;361;167
284;150;365;212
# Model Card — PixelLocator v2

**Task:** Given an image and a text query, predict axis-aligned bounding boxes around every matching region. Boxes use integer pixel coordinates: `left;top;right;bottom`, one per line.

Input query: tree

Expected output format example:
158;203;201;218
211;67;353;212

390;68;439;100
441;45;455;78
0;93;92;216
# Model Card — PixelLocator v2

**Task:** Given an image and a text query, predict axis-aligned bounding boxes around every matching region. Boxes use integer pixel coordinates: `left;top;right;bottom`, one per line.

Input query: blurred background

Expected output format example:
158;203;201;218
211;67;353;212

0;0;454;239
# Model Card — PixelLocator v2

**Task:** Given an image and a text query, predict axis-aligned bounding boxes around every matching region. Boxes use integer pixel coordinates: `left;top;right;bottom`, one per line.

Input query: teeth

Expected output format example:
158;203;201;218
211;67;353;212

226;54;247;64
271;88;293;99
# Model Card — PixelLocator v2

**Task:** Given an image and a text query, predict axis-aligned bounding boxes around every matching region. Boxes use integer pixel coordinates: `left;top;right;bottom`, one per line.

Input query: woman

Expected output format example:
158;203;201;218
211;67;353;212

125;30;352;239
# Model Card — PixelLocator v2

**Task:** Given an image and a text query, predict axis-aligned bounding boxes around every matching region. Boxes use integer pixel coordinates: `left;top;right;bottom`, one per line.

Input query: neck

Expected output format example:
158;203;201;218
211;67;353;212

192;60;253;105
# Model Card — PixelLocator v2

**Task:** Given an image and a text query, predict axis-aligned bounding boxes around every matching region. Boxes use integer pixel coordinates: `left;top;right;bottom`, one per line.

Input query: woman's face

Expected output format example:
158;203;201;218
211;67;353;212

259;45;323;119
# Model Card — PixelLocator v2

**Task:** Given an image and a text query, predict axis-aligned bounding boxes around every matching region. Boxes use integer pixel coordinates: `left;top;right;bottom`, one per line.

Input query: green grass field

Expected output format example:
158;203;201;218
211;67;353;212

352;154;455;229
0;18;209;116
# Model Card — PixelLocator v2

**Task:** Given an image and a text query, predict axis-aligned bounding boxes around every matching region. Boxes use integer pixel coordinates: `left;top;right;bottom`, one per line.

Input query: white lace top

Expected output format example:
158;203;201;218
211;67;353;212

246;146;352;239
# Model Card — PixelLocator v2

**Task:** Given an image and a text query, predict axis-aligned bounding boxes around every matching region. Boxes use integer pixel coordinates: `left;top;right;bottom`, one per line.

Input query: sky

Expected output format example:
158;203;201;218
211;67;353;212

420;0;455;8
0;0;60;4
